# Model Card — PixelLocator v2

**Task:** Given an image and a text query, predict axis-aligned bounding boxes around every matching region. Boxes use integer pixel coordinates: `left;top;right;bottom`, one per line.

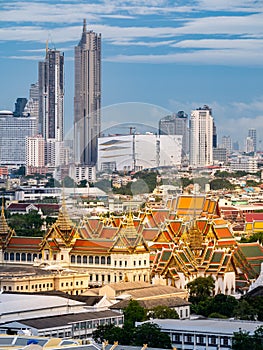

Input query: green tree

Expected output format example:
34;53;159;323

210;178;234;190
148;305;179;319
233;299;257;321
132;323;171;349
207;294;238;318
123;299;147;328
232;326;263;350
63;176;76;187
187;276;215;304
232;329;254;349
92;324;124;344
8;211;44;236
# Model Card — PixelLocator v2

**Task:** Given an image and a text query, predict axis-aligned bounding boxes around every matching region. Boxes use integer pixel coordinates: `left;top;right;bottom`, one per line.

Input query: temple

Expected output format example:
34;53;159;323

0;194;262;295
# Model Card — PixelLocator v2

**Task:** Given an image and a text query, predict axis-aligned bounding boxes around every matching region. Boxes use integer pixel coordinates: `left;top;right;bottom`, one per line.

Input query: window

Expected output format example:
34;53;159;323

210;337;216;345
21;253;26;261
125;261;127;267
144;260;147;265
119;260;122;266
61;283;64;287
27;253;32;262
90;275;93;281
186;335;192;343
4;252;8;261
173;334;180;342
199;336;205;344
95;256;99;264
16;286;19;291
71;255;75;263
10;252;14;261
53;254;56;261
222;337;228;346
107;256;111;265
139;260;141;266
134;261;136;266
77;255;81;264
114;260;117;266
61;255;64;261
83;256;87;264
16;253;20;261
101;256;105;264
89;256;93;264
76;281;79;286
96;274;99;282
108;275;111;282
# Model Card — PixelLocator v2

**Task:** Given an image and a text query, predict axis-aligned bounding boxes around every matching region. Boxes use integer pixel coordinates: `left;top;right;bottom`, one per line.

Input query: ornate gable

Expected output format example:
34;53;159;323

41;201;78;249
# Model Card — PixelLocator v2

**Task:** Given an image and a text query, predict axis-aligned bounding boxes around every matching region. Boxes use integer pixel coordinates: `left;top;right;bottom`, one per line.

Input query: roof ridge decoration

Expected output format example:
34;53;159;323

0;197;15;248
110;213;149;253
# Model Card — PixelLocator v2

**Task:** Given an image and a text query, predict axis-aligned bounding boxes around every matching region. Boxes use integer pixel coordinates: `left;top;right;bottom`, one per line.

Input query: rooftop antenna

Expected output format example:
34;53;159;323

83;18;87;32
45;39;49;58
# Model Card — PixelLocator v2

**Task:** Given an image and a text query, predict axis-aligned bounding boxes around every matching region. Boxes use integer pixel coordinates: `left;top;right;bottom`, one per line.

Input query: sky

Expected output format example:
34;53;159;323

0;0;263;149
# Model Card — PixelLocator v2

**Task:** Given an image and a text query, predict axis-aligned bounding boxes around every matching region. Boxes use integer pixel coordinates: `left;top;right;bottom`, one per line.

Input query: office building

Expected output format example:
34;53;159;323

26;135;45;174
245;136;254;154
24;82;40;132
221;135;232;154
0;110;36;166
248;128;257;152
159;111;189;156
189;105;213;167
39;47;64;166
74;19;101;166
13;98;27;117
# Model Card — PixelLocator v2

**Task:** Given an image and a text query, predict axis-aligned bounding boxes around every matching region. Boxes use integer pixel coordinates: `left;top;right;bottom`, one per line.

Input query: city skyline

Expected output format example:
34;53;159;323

0;0;263;145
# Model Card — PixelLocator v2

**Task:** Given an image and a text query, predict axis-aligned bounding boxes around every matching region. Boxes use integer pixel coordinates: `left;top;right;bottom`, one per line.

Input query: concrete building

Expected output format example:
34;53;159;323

159;111;189;156
14;98;27;118
26;135;45;173
74;19;101;166
39;47;64;166
248;128;257;152
97;134;182;172
189;105;213;168
24;82;40;133
137;318;263;350
230;156;258;173
221;136;232;155
0;110;36;166
245;136;254;154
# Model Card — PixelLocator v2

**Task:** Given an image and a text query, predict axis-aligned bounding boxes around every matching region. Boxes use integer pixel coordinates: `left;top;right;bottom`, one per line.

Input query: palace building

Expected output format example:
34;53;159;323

0;195;262;294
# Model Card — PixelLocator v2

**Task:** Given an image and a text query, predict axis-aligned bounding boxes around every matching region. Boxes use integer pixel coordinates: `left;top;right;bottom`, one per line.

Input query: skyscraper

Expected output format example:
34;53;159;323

74;19;101;165
248;128;256;152
189;105;213;167
39;48;64;143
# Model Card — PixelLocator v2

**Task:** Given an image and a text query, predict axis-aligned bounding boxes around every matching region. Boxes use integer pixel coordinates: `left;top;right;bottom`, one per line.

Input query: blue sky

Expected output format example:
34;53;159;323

0;0;263;148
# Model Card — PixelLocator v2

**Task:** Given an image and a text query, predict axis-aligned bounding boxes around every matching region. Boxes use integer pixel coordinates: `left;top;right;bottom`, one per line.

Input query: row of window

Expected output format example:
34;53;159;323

71;255;111;265
4;252;42;262
172;333;229;346
2;283;53;292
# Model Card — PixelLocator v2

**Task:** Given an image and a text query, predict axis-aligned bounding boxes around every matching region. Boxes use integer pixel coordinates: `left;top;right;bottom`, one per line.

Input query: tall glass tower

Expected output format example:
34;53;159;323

38;48;64;143
74;19;101;166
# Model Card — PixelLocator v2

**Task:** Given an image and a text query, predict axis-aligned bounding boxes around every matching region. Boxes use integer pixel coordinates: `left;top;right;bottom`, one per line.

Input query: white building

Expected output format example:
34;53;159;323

137;318;263;350
26;135;45;169
0;111;36;166
189;105;213;168
97;134;182;172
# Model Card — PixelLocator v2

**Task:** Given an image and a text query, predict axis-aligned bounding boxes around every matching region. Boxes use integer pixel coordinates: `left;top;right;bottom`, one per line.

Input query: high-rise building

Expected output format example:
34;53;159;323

159;111;189;156
189;105;213;167
221;135;232;154
14;98;27;118
74;19;101;166
248;128;256;152
24;82;40;133
39;48;64;143
26;135;45;174
0;111;36;166
245;136;254;154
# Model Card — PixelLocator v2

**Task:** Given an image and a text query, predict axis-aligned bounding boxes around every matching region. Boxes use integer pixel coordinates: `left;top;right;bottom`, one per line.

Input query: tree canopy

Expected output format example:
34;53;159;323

187;276;215;303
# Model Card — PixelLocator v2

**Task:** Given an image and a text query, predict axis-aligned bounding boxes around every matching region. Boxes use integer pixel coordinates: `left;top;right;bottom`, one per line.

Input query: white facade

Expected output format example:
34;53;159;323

137;318;263;350
98;134;182;172
69;164;96;182
26;135;45;168
189;106;213;168
0;111;36;166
